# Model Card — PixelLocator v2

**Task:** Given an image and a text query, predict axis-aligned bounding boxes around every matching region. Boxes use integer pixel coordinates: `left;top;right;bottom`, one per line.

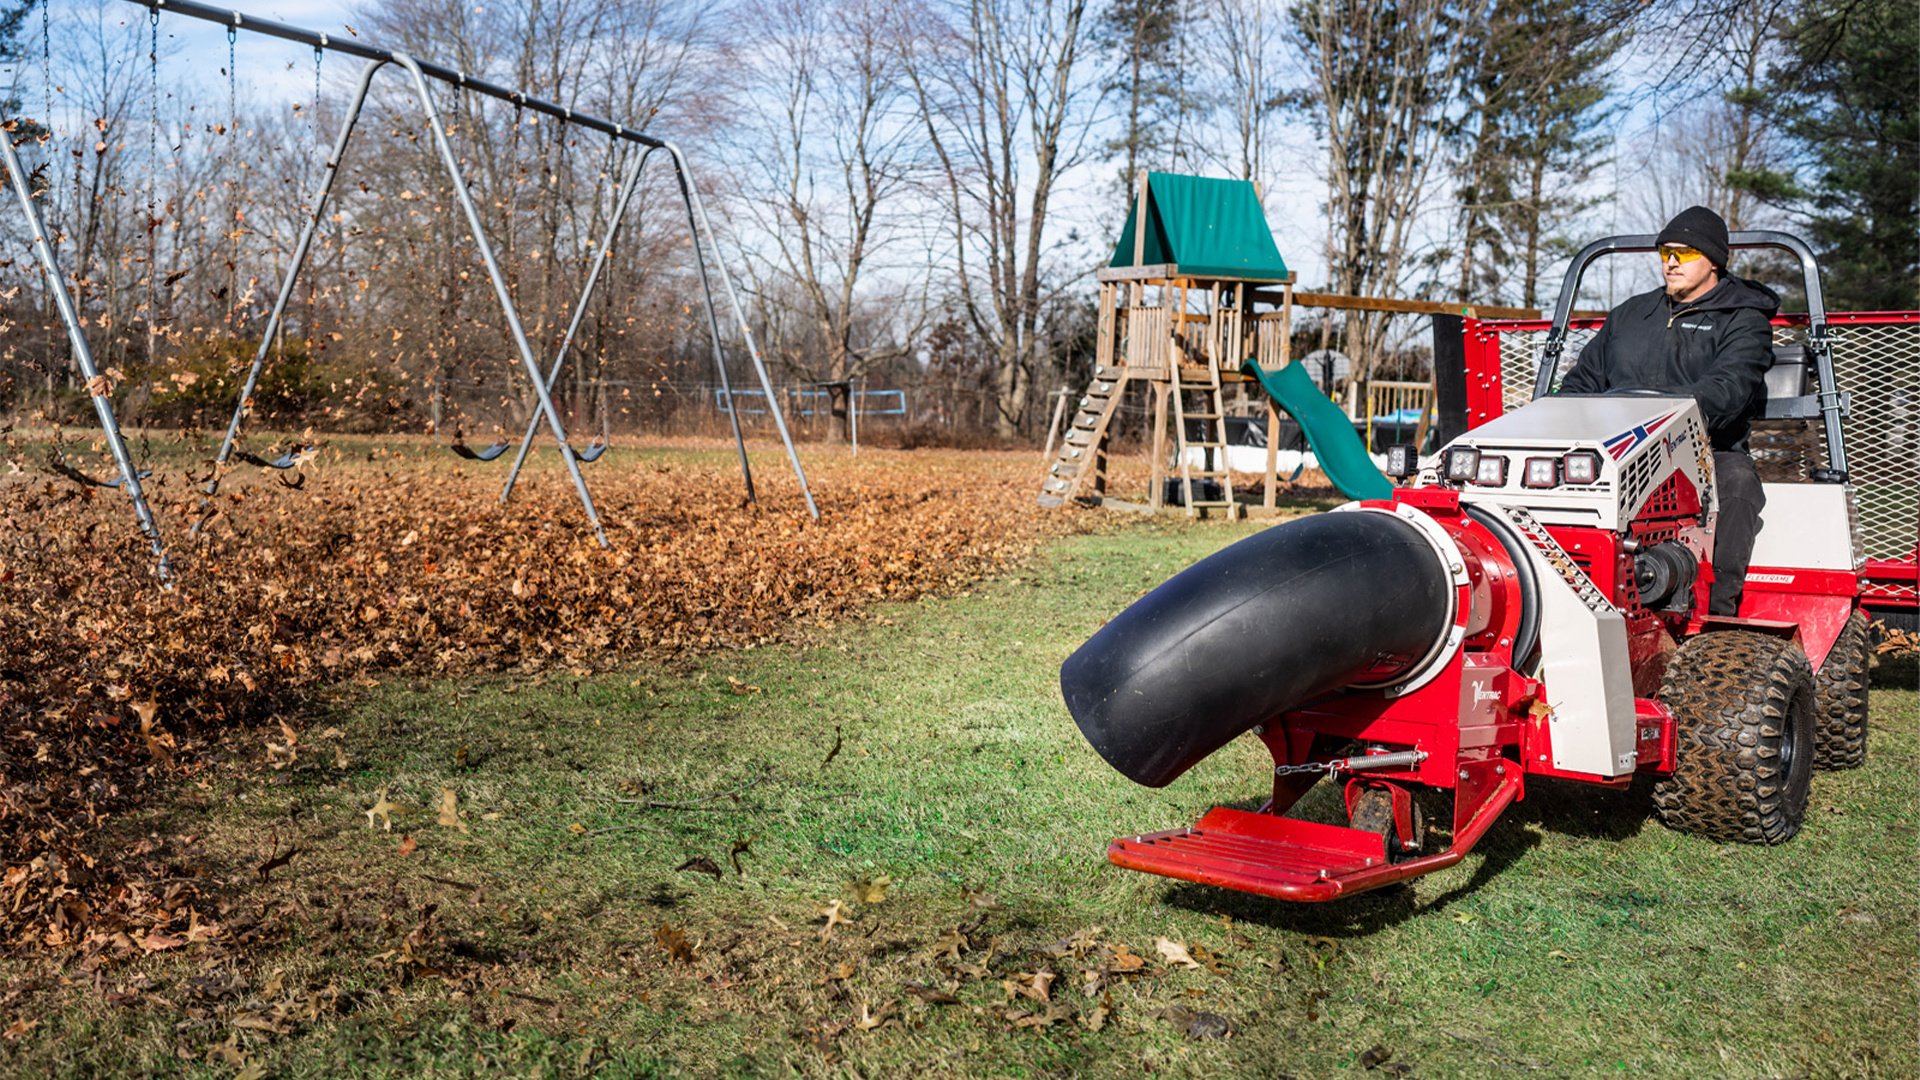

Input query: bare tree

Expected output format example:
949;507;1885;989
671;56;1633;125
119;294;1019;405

733;0;925;440
1203;0;1287;189
1291;0;1477;376
903;0;1102;438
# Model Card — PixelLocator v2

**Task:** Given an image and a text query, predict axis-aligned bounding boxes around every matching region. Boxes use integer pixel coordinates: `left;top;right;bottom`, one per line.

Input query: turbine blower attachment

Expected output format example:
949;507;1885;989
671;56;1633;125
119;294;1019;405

1060;510;1457;788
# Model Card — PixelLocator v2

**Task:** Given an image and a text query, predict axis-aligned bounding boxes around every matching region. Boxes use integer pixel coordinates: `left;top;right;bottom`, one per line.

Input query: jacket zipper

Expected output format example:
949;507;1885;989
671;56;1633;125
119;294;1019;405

1666;304;1701;329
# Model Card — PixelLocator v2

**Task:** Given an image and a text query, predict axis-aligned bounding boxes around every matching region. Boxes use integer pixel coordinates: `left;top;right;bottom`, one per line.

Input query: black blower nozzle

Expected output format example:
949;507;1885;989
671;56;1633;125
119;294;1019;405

1060;511;1455;788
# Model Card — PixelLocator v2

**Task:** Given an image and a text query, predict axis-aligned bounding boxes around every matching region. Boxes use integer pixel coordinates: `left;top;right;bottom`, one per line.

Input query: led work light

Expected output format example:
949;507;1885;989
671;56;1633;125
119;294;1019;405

1563;450;1602;485
1523;456;1559;489
1474;455;1508;486
1444;447;1480;483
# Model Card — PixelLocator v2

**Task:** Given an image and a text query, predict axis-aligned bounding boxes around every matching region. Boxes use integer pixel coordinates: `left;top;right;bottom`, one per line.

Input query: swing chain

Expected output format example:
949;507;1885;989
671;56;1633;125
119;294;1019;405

226;26;237;137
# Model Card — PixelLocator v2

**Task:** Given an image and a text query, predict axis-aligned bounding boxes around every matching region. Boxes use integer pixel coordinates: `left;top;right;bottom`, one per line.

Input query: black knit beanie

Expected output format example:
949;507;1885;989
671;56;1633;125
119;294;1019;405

1657;206;1730;271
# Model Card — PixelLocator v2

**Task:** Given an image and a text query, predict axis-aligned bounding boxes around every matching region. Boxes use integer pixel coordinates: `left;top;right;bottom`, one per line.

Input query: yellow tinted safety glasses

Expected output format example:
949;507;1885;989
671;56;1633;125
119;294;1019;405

1658;245;1705;264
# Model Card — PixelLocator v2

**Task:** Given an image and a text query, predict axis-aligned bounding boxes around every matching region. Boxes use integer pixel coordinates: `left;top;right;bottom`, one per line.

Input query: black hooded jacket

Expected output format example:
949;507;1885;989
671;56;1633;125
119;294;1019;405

1560;275;1782;451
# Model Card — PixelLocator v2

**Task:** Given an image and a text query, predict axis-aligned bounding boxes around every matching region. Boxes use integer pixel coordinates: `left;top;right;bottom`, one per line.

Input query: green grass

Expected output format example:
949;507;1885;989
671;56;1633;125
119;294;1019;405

3;515;1915;1078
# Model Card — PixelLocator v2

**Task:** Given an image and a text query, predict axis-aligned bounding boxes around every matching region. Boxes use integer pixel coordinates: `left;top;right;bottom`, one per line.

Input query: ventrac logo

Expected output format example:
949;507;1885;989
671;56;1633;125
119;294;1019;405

1471;683;1501;704
1604;409;1679;460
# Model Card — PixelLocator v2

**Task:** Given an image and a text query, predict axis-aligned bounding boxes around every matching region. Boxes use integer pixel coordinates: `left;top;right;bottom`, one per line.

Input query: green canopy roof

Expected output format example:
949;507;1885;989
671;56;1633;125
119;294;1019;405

1108;172;1289;281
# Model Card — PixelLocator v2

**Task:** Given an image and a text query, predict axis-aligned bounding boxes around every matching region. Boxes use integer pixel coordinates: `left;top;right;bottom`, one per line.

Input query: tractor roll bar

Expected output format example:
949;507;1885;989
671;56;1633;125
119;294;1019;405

1534;230;1847;481
129;0;665;150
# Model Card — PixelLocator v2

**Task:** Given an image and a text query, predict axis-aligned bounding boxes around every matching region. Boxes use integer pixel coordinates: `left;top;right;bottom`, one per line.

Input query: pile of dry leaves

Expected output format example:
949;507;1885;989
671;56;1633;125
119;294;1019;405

0;441;1076;950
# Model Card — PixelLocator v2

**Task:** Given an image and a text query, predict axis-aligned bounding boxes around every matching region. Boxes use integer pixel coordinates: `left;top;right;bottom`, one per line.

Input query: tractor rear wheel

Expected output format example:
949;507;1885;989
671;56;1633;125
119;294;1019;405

1349;785;1426;863
1812;611;1870;770
1653;630;1815;844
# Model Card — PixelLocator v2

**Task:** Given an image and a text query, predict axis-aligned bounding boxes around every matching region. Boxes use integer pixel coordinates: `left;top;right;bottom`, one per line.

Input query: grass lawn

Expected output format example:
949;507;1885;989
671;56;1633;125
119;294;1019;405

3;512;1914;1078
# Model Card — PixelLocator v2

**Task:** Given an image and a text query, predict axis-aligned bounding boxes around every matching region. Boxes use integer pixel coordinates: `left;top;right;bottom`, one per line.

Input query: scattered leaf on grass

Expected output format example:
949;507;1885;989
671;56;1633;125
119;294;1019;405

1191;942;1233;974
930;928;968;961
365;790;400;832
655;923;696;964
1107;943;1146;973
818;899;850;942
852;1001;894;1031
676;856;723;880
848;874;892;905
902;981;959;1005
1084;993;1113;1031
1156;937;1201;969
725;676;762;695
1359;1044;1398;1070
1003;970;1055;1003
1159;1005;1230;1039
728;837;753;876
397;834;417;857
436;788;469;833
139;931;185;953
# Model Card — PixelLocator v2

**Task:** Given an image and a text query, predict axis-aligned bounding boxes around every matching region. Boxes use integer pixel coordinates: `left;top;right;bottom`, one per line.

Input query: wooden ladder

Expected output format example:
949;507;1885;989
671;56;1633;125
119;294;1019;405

1037;367;1126;507
1170;361;1238;517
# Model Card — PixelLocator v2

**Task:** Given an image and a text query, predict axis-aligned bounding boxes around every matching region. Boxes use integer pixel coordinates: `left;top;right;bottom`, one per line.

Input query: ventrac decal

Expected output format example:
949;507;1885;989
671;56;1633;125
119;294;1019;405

1603;410;1679;460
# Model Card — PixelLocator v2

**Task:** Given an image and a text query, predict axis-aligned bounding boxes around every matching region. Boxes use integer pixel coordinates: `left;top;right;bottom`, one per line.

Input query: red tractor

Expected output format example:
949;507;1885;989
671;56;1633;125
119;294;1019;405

1061;231;1897;901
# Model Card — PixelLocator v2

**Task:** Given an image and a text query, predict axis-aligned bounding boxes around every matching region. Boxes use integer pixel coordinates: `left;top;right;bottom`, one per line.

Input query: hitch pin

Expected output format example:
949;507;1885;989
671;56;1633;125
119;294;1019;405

1276;750;1428;777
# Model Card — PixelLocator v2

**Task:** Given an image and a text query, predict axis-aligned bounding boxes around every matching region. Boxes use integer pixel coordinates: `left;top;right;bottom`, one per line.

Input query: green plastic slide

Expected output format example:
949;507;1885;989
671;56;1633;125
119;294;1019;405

1242;359;1393;501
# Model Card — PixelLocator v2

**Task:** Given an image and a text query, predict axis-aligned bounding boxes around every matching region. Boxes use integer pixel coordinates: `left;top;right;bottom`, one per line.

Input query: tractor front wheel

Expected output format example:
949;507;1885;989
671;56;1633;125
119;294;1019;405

1653;630;1815;844
1812;611;1870;770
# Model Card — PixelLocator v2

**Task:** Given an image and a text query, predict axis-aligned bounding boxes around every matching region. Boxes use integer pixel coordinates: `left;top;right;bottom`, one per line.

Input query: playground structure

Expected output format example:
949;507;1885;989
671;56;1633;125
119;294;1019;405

1037;172;1552;515
1038;172;1308;515
0;0;818;585
1062;229;1917;902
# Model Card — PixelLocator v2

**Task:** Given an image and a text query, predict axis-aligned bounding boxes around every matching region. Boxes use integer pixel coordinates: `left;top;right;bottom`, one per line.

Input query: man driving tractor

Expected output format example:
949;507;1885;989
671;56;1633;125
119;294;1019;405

1558;205;1780;615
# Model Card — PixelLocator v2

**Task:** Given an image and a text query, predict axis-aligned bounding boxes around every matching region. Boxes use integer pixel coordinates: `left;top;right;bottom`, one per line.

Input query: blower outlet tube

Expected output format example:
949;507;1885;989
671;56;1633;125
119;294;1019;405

1061;511;1457;788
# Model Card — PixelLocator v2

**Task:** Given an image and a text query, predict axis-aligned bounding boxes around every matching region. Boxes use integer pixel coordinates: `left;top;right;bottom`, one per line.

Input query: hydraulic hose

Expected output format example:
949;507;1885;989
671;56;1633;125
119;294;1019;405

1061;511;1457;788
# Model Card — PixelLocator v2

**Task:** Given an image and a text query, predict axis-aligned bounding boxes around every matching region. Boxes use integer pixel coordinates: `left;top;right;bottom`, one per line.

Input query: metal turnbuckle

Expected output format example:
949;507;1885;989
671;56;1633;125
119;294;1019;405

1273;750;1428;778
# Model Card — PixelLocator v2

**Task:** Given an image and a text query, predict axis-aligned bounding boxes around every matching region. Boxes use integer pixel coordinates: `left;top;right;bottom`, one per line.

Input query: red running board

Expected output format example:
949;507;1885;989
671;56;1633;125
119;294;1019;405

1108;769;1522;902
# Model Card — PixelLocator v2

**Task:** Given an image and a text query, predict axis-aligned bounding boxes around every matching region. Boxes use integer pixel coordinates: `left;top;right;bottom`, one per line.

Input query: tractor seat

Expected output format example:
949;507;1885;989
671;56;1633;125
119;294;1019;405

1758;344;1833;421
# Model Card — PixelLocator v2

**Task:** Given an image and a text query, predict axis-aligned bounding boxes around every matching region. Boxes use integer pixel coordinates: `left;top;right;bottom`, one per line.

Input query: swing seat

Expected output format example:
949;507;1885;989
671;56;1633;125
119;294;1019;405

450;441;512;462
573;439;609;463
235;447;311;470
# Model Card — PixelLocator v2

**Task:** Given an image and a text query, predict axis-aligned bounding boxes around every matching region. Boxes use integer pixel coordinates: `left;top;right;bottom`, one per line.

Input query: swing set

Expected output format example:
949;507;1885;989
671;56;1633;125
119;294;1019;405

1;0;818;586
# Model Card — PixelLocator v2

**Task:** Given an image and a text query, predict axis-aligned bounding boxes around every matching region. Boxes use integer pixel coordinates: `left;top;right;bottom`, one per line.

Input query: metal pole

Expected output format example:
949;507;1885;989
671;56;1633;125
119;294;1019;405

128;2;667;151
393;53;607;547
850;379;859;458
666;151;755;505
499;145;657;503
666;143;818;519
2;127;173;584
194;57;385;530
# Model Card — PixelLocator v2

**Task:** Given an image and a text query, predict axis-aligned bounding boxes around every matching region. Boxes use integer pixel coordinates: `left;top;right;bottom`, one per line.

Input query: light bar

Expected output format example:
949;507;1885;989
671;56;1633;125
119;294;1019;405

1473;455;1508;487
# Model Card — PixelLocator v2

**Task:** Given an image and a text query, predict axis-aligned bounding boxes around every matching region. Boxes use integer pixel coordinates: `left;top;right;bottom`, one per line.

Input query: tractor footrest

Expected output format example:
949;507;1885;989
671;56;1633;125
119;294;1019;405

1110;807;1395;902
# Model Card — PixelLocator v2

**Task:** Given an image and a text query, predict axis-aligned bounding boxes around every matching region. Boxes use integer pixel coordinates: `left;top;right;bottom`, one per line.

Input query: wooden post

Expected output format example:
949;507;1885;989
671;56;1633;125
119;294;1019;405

1041;387;1069;461
1132;170;1150;268
1264;395;1281;510
1148;381;1170;510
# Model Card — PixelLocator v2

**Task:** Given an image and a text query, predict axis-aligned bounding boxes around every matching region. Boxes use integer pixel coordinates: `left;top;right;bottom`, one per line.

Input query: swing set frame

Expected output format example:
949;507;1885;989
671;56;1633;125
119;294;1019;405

1;0;818;585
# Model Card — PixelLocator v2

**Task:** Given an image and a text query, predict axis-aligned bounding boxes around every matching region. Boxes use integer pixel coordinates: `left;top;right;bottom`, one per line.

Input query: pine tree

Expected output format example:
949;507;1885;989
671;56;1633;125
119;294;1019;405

1763;0;1918;310
1450;0;1616;307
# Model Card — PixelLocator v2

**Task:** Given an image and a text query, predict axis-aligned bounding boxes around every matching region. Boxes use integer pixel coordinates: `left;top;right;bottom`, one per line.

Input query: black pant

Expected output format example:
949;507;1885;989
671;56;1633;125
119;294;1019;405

1711;451;1765;616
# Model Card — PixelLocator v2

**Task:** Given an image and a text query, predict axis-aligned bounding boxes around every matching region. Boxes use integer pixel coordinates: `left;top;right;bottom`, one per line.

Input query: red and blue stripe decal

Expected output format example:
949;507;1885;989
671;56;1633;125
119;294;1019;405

1603;410;1679;460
